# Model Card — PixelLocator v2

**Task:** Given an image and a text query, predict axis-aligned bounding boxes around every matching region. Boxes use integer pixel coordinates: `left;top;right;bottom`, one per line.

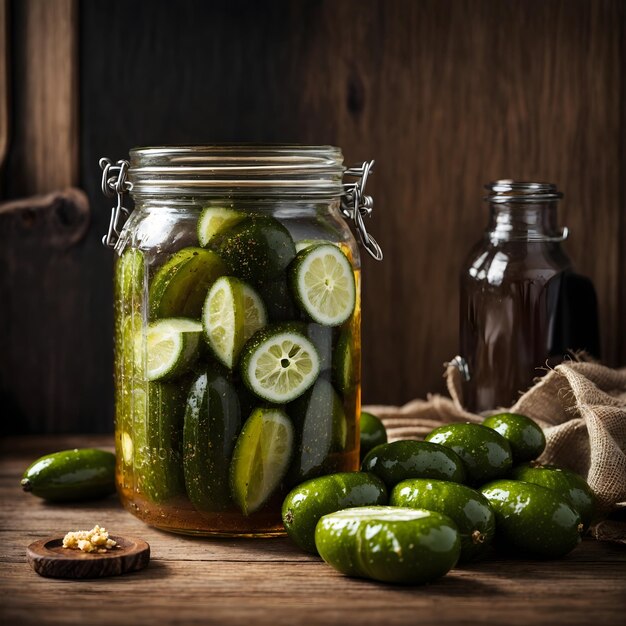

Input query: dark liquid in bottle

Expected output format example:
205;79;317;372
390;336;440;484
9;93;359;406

460;240;600;412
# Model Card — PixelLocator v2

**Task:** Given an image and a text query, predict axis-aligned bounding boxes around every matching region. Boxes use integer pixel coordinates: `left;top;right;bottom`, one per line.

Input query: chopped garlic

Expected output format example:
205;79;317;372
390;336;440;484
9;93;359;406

62;525;118;553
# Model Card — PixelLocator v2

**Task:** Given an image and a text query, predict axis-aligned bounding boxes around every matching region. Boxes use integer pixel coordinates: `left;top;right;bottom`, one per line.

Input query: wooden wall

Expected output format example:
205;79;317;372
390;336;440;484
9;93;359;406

1;0;624;434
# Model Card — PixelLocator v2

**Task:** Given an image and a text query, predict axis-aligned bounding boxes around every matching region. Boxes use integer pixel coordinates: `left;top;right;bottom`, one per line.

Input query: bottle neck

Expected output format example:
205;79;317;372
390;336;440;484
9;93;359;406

487;201;565;243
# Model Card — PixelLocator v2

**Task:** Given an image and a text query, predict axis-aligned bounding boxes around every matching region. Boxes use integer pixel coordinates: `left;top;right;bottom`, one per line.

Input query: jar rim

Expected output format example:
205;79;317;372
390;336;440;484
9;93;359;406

485;179;563;203
128;144;346;197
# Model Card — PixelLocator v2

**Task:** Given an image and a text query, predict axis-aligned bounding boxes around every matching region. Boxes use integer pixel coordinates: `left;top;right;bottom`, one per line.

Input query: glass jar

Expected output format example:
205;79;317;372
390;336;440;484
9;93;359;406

99;146;381;536
456;180;600;413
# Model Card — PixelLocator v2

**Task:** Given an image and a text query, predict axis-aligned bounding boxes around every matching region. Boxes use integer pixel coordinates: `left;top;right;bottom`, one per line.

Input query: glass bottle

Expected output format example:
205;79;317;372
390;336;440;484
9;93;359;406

458;180;600;413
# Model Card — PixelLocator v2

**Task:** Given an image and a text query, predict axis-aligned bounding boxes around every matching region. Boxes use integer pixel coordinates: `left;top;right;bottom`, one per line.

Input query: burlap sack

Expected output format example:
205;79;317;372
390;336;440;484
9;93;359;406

364;359;626;514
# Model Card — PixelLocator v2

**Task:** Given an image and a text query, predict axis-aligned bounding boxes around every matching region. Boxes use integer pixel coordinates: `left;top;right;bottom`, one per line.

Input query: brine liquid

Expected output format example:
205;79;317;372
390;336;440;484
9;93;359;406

113;255;361;537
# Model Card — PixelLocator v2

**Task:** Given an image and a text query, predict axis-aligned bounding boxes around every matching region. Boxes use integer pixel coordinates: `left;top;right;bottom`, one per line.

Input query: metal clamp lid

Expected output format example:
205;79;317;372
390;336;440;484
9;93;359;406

99;158;131;249
341;160;383;261
99;155;383;260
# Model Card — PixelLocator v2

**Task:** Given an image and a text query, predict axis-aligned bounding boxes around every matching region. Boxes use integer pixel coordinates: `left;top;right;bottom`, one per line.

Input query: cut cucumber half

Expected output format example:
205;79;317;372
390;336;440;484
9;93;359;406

203;276;267;369
197;207;246;247
230;407;294;515
240;325;320;403
149;247;227;319
139;318;202;381
290;244;356;326
295;239;332;253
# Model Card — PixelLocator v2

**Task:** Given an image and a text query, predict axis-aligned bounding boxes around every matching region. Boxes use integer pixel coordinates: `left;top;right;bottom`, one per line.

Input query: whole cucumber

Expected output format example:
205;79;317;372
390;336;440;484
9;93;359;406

481;479;583;558
361;440;467;489
21;448;116;502
282;472;388;553
391;479;495;562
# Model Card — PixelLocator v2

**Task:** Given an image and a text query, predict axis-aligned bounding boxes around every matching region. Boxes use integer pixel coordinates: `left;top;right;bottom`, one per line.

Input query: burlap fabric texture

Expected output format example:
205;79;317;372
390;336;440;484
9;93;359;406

364;359;626;513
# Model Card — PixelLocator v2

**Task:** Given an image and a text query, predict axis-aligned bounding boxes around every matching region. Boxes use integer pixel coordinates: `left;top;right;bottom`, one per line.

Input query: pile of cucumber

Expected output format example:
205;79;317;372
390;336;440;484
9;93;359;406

114;208;360;516
282;411;596;585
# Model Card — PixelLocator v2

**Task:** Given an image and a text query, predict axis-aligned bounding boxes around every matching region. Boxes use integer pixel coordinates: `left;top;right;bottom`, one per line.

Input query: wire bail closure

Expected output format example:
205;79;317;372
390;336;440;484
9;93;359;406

341;160;383;261
99;158;131;248
99;154;383;260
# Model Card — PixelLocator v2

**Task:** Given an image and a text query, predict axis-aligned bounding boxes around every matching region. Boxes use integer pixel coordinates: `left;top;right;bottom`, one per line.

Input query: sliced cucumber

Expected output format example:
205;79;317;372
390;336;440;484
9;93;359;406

230;407;294;515
288;378;347;483
333;327;354;395
133;380;188;503
203;276;267;369
290;244;356;326
139;318;202;381
240;324;320;403
197;207;245;247
149;247;226;319
183;368;242;512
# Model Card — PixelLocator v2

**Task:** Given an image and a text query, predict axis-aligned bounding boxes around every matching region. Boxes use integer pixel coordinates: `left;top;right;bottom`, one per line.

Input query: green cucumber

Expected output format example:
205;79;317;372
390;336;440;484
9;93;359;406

239;324;320;404
332;326;356;395
219;217;296;283
115;248;145;313
481;479;583;558
483;412;546;462
391;479;495;562
282;472;387;553
425;423;513;485
183;368;242;512
197;207;245;247
21;449;116;502
359;411;387;460
315;506;461;585
511;463;596;529
230;407;295;515
361;440;467;489
149;247;226;319
133;380;188;503
289;244;356;326
288;378;348;484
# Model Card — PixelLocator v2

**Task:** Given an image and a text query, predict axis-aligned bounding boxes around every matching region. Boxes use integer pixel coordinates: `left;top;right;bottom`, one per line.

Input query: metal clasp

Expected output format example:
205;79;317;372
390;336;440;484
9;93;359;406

99;157;131;249
341;160;383;261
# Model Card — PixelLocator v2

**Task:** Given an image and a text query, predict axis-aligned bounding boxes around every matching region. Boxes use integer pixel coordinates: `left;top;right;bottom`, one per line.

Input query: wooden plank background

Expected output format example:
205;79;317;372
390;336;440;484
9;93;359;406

1;0;624;433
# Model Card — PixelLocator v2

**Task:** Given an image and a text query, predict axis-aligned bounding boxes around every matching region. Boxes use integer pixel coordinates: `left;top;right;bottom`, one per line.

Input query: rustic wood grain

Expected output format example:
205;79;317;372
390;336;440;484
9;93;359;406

78;0;626;415
0;190;92;436
5;0;78;194
0;0;8;173
2;0;624;433
1;436;626;626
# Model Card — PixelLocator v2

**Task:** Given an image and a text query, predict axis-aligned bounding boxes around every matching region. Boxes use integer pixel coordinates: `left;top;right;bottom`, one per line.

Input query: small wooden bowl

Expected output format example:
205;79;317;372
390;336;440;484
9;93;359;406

27;535;150;579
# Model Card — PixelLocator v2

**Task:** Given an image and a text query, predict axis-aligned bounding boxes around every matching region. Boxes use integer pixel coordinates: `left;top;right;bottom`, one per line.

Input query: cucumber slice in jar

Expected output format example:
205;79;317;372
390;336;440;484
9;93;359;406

197;207;246;247
133;380;188;504
230;407;294;515
116;248;145;312
183;368;242;512
139;318;202;381
288;378;347;484
218;217;297;283
289;244;356;326
203;276;267;369
239;324;320;403
149;247;227;319
332;327;354;395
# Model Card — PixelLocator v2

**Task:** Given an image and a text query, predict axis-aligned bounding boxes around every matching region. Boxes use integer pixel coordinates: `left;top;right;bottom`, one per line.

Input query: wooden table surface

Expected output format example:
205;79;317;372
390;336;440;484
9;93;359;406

2;436;625;626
